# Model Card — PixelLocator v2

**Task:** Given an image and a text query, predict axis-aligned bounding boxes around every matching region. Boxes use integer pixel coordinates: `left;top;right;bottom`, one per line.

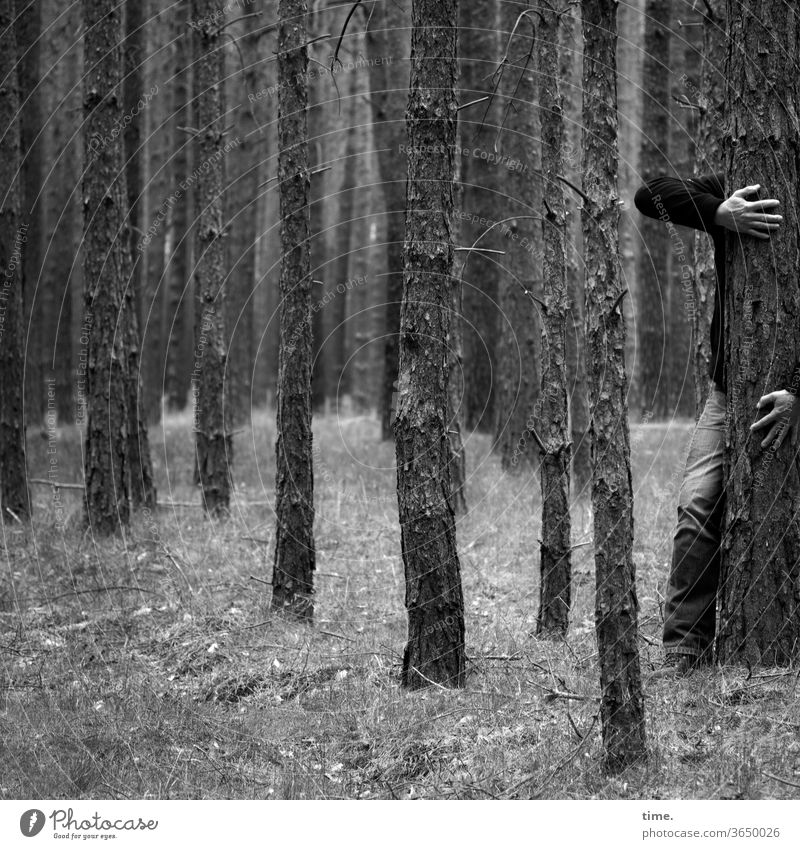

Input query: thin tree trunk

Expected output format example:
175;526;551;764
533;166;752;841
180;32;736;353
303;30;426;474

582;0;646;773
271;0;316;619
367;0;410;440
536;1;571;637
396;0;466;689
459;0;501;433
16;0;45;428
718;0;800;666
561;5;590;493
166;0;193;412
493;0;542;473
0;0;30;521
192;0;232;516
692;0;724;418
124;0;156;507
635;0;671;419
82;0;133;535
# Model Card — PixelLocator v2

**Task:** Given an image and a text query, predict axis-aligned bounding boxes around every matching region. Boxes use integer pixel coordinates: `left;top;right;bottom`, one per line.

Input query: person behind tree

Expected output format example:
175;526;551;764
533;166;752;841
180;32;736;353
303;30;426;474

634;175;798;676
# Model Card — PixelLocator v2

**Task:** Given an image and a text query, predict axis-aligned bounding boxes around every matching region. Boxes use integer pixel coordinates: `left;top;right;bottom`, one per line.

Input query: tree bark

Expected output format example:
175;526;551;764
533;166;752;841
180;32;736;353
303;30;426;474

634;0;671;419
367;1;411;439
536;1;572;638
396;0;466;689
582;0;646;773
0;0;30;521
271;0;316;619
166;0;194;412
459;0;501;433
492;0;542;473
560;4;591;494
718;0;800;666
82;0;133;534
691;0;724;418
16;0;45;427
192;0;232;516
123;0;156;508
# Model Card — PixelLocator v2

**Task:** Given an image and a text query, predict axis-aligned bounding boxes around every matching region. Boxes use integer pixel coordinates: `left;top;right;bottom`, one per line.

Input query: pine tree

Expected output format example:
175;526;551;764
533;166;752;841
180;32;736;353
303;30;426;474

271;0;316;618
717;0;800;665
582;0;646;772
396;0;466;688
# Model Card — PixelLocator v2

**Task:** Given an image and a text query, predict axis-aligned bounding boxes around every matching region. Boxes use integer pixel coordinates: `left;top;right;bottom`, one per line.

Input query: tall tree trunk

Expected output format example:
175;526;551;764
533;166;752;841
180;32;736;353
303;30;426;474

192;0;232;516
271;0;316;619
536;1;572;637
718;0;800;666
82;0;133;535
493;0;542;473
225;17;260;427
459;0;501;433
582;0;646;773
124;0;156;507
0;0;30;521
396;0;466;689
667;10;701;418
367;0;410;440
692;0;724;418
635;0;671;419
560;5;591;494
166;0;193;412
448;154;467;515
16;0;45;428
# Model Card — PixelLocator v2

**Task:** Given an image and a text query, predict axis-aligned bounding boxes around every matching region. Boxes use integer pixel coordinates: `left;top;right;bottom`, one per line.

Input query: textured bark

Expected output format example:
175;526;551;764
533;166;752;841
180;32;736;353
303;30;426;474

536;1;572;637
367;0;411;439
718;0;800;666
582;0;646;773
123;0;156;508
82;0;133;535
448;155;467;515
39;3;72;425
192;0;232;516
492;0;542;472
16;0;45;427
396;0;466;689
225;18;260;426
0;0;30;520
459;0;501;432
271;0;316;619
166;0;194;411
560;5;591;494
692;0;724;418
635;0;671;418
666;5;700;418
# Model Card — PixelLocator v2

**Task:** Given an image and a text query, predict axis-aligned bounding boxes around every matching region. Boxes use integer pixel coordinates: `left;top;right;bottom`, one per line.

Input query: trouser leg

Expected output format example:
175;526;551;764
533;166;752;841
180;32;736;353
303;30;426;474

663;386;726;659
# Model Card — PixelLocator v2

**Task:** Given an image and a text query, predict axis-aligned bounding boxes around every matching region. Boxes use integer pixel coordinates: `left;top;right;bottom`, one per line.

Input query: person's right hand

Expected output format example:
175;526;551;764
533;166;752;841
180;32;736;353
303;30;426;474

713;184;782;239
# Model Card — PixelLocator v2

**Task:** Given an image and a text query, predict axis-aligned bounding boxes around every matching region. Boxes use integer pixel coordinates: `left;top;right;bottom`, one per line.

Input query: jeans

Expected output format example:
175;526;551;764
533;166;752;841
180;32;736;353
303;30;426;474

664;384;726;660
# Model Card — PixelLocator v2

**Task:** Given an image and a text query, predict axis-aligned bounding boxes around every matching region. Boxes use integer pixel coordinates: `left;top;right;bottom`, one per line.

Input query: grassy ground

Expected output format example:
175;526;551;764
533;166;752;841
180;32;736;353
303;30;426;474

1;407;799;800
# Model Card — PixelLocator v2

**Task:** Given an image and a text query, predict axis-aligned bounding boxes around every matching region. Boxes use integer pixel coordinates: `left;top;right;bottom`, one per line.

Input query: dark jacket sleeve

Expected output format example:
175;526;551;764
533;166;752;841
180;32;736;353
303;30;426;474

634;173;725;233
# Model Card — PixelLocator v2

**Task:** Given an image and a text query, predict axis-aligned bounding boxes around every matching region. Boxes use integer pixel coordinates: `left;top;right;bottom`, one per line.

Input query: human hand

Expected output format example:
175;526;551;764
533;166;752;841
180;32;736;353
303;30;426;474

750;389;800;450
713;185;782;239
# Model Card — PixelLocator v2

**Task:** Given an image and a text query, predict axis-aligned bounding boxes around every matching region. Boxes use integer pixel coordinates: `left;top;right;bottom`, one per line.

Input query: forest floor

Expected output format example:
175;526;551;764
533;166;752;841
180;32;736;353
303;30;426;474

1;407;799;800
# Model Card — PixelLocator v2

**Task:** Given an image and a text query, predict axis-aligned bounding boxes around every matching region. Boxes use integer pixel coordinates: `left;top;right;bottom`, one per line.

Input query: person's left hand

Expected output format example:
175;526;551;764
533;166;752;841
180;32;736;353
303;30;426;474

750;389;800;449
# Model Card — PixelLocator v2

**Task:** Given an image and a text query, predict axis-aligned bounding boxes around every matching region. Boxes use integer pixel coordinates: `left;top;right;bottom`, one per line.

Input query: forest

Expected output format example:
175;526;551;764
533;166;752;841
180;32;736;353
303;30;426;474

1;0;800;803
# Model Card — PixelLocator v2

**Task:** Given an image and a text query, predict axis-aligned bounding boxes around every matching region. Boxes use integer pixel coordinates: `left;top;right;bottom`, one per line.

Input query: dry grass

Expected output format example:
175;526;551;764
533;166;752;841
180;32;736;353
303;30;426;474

1;408;799;799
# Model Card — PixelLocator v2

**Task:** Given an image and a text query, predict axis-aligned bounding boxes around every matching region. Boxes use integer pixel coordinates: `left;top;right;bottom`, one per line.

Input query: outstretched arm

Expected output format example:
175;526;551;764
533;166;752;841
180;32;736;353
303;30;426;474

635;175;782;238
